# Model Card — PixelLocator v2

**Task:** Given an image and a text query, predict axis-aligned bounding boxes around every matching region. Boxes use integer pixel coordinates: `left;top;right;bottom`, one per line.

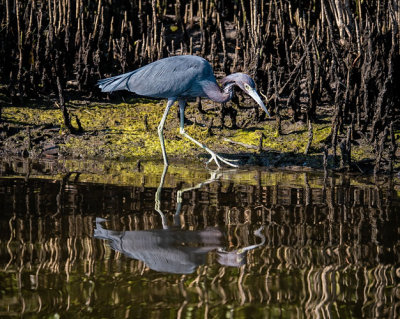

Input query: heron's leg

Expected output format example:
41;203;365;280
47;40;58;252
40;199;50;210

158;98;176;166
178;100;239;168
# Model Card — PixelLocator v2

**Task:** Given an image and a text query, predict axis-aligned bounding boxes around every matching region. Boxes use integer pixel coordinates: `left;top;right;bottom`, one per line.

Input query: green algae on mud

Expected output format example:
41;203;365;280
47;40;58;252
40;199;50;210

0;98;386;171
60;99;233;161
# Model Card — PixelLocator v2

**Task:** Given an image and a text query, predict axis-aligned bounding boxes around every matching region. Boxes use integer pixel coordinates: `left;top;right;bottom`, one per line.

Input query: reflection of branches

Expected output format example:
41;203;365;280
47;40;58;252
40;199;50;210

4;214;16;272
53;172;81;218
1;170;399;317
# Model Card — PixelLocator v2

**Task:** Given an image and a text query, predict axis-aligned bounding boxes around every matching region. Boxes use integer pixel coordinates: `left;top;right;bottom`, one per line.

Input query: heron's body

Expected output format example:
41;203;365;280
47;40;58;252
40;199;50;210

98;55;269;168
98;55;231;102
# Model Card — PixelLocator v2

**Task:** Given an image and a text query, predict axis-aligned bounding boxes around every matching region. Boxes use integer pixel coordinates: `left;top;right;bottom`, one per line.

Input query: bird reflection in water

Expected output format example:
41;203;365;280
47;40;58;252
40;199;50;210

94;167;265;274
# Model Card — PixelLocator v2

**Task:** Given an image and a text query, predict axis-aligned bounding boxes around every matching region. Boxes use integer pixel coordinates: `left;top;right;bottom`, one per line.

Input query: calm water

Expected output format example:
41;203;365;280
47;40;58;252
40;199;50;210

0;159;399;318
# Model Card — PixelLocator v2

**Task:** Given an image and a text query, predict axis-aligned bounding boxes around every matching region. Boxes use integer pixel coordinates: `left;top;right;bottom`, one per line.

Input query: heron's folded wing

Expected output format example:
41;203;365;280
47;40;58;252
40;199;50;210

97;56;214;98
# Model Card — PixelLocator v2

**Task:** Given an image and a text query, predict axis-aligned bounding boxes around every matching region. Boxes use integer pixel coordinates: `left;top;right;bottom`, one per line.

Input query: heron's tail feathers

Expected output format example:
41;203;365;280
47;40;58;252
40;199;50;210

97;70;137;93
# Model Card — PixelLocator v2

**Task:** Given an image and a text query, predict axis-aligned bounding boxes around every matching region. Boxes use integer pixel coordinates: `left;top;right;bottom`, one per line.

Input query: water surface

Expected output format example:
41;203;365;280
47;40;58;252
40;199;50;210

1;159;399;318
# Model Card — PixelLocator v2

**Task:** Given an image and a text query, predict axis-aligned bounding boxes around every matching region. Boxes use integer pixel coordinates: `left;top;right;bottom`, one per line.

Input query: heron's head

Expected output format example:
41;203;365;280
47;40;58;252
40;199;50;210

221;73;270;117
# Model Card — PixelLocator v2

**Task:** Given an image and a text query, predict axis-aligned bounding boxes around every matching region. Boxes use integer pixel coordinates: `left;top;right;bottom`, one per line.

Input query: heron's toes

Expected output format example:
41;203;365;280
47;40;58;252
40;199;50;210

206;154;222;169
206;153;239;168
216;154;240;168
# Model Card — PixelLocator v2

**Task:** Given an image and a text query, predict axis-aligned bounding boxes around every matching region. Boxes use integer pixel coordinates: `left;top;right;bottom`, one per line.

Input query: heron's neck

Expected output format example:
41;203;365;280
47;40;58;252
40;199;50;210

203;81;234;103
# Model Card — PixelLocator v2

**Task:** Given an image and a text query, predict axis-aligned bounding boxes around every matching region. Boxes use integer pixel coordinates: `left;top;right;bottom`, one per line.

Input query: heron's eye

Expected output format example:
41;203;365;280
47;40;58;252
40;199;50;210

244;83;251;91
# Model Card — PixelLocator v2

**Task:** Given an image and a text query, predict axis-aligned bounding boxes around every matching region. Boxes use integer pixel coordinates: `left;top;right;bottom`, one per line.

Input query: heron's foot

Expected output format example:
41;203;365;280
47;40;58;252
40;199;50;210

206;152;240;168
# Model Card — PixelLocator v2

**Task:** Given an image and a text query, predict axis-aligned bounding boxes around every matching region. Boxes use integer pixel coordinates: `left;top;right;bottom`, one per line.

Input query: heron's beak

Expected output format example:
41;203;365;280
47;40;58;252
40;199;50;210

247;89;270;118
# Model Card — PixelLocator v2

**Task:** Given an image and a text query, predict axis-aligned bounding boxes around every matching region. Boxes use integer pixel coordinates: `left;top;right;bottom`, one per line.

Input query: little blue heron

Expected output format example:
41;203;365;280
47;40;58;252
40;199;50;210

97;55;270;168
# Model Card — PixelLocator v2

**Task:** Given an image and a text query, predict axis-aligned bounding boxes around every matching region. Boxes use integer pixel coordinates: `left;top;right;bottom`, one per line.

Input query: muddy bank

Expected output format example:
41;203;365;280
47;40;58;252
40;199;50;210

1;93;394;174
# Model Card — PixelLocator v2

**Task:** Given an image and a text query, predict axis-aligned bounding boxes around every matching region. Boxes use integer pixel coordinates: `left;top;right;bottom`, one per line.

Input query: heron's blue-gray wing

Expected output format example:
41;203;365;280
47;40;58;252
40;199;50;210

97;56;215;98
